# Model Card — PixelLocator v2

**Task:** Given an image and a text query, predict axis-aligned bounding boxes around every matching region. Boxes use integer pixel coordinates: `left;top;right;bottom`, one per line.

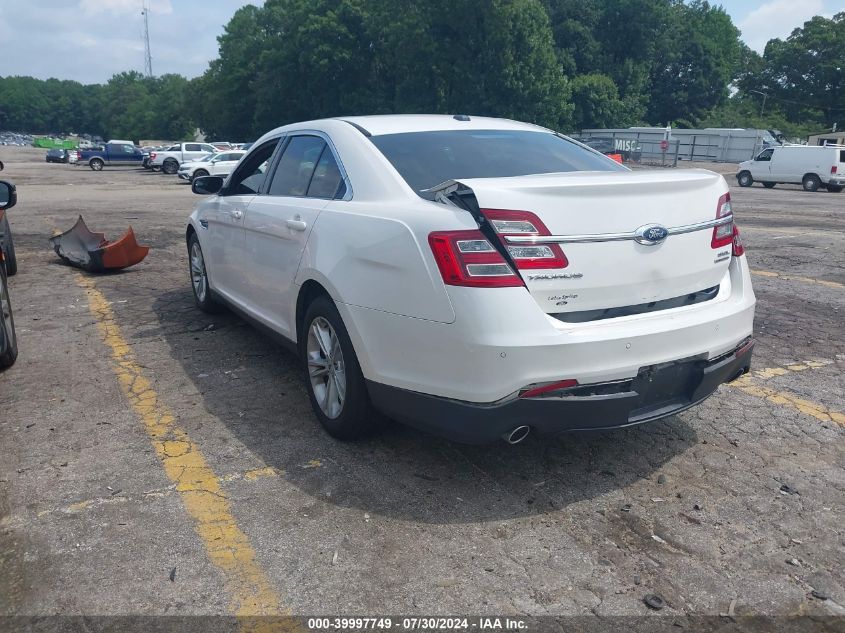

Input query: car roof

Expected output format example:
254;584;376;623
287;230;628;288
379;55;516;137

260;115;550;140
339;114;548;136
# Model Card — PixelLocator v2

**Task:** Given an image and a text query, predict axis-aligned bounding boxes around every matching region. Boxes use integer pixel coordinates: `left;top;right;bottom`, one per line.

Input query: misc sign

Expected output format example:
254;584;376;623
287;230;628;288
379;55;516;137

614;139;639;152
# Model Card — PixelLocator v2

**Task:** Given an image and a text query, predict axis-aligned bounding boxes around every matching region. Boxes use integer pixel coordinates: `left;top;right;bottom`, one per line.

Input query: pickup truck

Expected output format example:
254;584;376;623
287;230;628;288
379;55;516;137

150;142;217;174
78;141;145;171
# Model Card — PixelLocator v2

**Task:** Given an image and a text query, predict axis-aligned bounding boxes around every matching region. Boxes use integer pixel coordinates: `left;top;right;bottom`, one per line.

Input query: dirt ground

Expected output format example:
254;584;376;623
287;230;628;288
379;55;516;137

0;147;843;630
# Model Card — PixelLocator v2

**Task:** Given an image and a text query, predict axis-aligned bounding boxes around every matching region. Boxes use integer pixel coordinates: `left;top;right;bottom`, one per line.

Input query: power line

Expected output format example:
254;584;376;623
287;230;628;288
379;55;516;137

745;89;845;112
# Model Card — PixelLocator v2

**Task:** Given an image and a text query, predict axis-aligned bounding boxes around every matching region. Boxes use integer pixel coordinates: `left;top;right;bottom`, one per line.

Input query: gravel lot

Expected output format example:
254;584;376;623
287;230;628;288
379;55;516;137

1;147;843;630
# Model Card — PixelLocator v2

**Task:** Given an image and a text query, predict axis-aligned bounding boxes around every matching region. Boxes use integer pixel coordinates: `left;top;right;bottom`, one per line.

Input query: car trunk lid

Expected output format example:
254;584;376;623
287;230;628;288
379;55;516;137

430;169;735;316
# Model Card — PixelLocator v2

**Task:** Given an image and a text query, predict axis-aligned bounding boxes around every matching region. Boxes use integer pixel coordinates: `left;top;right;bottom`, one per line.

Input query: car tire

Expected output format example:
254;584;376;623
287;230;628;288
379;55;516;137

90;158;104;171
737;171;753;187
193;169;209;180
162;160;179;175
187;233;221;314
762;182;776;189
0;259;18;369
802;174;821;192
300;295;383;440
1;216;17;276
826;185;843;193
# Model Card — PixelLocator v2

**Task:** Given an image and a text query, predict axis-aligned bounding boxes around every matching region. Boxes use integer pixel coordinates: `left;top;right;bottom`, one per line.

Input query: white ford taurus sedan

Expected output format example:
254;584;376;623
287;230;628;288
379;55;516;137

185;115;755;444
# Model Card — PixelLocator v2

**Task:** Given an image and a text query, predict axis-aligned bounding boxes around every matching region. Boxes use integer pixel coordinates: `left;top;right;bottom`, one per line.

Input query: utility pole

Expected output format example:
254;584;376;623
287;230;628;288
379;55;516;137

142;0;153;78
749;90;768;117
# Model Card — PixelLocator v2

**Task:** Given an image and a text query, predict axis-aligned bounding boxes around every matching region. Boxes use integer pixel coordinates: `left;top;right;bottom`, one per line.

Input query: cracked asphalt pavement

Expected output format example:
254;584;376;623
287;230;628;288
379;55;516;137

0;148;843;626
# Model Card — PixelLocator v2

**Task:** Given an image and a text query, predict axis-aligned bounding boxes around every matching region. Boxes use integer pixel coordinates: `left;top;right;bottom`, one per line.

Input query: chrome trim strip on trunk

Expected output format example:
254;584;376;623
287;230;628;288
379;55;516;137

503;214;733;245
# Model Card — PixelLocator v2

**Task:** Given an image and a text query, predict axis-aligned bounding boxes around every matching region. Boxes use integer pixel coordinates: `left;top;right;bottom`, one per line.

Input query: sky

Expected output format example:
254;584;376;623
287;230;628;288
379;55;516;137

0;0;843;85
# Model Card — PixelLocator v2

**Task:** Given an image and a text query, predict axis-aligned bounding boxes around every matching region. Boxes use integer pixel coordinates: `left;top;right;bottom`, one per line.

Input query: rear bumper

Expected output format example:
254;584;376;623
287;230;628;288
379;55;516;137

368;340;753;444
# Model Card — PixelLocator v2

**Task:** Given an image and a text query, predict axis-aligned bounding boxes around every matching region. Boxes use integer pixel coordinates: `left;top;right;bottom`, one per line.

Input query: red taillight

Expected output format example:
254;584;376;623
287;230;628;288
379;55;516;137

735;337;754;358
832;166;838;174
732;225;745;257
519;379;578;399
428;230;524;288
482;209;568;269
711;192;734;249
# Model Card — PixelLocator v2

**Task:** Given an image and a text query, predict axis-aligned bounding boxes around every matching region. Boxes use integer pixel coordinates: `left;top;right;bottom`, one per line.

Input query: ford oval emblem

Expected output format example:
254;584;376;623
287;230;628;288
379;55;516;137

634;224;669;245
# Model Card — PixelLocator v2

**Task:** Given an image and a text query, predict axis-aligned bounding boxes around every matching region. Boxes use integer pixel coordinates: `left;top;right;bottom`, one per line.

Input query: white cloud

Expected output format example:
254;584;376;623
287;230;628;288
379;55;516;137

738;0;830;52
0;1;259;83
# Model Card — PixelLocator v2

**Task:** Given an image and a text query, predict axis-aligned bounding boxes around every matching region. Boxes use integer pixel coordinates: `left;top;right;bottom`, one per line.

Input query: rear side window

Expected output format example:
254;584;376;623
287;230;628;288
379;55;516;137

185;143;202;152
840;150;845;163
268;136;326;197
370;129;624;199
307;147;345;199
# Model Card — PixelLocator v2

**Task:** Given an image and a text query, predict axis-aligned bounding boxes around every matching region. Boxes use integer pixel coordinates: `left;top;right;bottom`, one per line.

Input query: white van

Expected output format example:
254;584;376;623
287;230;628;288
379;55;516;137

736;145;845;192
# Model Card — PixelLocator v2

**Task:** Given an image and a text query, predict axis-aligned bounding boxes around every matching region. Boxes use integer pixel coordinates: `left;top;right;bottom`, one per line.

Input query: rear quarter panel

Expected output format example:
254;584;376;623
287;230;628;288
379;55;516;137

295;201;460;326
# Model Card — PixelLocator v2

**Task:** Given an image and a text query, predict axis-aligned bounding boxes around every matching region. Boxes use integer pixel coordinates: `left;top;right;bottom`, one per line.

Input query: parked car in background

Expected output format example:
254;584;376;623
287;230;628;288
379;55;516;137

209;141;233;151
178;150;245;182
737;144;845;192
45;148;69;163
78;140;145;171
150;142;217;174
0;163;16;276
0;178;18;368
185;115;755;444
142;145;168;169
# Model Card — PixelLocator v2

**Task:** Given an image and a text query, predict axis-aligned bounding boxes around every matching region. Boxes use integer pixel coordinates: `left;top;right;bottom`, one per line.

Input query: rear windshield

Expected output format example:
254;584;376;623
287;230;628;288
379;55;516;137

370;129;623;199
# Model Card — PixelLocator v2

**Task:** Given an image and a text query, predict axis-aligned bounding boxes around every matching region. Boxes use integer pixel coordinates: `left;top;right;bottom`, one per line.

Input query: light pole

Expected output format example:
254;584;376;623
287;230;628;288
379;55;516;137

749;90;768;117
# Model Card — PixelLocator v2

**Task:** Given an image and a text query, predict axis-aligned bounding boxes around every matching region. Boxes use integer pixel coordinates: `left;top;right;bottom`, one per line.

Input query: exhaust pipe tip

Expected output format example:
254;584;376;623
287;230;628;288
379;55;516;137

503;425;531;445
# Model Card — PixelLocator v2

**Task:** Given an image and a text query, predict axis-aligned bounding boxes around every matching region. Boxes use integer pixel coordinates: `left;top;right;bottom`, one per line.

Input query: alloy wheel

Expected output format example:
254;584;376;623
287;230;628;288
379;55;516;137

190;242;207;302
0;275;14;349
306;317;346;419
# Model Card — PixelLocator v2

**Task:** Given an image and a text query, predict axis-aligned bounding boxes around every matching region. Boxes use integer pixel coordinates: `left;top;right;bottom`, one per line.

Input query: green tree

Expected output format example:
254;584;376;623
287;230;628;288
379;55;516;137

570;73;626;129
748;13;845;128
647;1;744;125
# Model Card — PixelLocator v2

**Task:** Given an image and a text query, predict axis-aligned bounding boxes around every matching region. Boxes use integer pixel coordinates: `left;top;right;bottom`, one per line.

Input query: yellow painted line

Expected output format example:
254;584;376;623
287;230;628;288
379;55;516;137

77;275;291;626
729;377;845;427
752;358;834;380
751;269;845;289
725;358;843;426
36;466;282;518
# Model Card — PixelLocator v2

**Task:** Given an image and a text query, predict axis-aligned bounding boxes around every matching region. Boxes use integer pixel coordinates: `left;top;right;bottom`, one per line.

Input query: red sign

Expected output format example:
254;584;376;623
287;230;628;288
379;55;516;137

660;139;669;152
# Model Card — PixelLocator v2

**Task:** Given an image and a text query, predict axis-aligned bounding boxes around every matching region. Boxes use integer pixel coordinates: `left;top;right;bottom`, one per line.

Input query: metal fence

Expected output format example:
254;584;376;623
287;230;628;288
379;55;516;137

580;128;772;164
635;138;680;168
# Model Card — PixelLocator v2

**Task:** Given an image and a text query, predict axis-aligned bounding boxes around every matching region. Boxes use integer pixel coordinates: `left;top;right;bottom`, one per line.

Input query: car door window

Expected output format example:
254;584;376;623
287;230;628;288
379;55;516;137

756;149;774;161
307;146;345;199
225;138;280;196
267;135;326;197
185;143;202;152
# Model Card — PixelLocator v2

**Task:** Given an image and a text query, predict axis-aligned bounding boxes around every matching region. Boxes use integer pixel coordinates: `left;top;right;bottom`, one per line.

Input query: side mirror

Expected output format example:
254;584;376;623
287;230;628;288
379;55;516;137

192;175;224;195
0;160;4;171
0;181;17;210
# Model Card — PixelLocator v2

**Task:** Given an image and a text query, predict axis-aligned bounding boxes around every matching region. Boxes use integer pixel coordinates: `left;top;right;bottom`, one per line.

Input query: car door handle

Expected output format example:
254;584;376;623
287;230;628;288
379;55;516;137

231;209;243;220
286;218;307;231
